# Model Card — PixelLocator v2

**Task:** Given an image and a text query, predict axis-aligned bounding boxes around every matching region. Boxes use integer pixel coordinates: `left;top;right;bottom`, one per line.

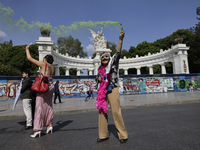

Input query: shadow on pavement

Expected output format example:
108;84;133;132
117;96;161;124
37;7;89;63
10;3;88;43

108;124;118;139
17;121;26;126
54;120;73;132
54;120;98;132
0;109;6;112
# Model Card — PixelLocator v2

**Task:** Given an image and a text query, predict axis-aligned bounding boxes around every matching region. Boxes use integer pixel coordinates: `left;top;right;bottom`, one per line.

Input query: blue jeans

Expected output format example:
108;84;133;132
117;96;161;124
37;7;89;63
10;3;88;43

90;91;94;98
85;92;89;100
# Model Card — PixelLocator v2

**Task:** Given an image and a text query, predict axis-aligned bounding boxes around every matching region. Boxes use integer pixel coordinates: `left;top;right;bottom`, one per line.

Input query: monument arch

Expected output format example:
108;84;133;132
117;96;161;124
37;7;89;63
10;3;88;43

36;29;190;75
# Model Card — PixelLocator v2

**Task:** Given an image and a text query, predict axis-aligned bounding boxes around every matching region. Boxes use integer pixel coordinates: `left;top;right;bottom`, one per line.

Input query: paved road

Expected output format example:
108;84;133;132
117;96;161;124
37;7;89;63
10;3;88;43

1;91;200;119
0;103;200;150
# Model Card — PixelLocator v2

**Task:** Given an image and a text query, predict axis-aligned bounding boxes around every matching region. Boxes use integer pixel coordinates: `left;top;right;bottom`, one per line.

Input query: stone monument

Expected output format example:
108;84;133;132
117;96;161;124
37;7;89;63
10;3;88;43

36;28;190;76
40;27;51;37
89;28;111;56
89;28;111;74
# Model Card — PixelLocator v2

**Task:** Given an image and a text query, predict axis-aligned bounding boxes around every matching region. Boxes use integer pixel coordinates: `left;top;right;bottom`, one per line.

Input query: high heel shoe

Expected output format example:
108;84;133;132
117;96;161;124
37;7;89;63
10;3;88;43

46;126;53;134
30;131;41;138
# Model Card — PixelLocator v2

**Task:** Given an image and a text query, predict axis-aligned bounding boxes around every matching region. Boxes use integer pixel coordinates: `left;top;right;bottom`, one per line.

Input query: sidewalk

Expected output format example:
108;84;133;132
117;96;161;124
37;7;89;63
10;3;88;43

0;91;199;119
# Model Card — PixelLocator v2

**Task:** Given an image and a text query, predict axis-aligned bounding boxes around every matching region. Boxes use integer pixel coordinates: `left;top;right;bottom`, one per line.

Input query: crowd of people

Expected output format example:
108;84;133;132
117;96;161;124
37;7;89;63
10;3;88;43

20;30;128;143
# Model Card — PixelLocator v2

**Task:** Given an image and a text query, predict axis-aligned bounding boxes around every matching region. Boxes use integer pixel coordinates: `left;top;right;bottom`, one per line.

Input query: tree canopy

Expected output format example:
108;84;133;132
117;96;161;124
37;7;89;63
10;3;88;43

189;7;200;73
57;35;87;58
56;35;88;75
0;41;39;76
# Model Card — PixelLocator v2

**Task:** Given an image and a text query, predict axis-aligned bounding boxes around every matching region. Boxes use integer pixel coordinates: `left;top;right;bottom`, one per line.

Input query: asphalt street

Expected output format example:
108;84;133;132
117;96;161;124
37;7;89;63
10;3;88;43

0;103;200;150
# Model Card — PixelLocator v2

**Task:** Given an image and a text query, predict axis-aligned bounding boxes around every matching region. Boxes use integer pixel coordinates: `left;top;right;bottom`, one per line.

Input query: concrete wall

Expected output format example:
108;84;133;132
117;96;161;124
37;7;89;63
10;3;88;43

1;74;200;101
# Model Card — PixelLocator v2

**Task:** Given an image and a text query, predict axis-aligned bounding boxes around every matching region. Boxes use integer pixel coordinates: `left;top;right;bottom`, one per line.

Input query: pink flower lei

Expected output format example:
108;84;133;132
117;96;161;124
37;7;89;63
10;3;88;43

95;66;110;114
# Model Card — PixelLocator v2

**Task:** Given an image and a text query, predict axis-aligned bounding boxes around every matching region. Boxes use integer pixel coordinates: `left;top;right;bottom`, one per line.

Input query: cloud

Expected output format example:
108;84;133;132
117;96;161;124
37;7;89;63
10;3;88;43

88;37;94;42
85;44;94;52
0;30;7;37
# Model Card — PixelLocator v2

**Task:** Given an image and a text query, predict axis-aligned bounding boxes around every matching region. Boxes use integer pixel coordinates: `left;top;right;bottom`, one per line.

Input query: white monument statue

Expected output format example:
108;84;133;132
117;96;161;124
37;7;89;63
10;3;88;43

89;28;111;57
89;27;107;50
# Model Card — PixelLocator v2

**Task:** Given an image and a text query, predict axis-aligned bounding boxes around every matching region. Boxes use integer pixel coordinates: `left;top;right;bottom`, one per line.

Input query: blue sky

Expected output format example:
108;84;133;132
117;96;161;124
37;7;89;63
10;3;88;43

0;0;199;57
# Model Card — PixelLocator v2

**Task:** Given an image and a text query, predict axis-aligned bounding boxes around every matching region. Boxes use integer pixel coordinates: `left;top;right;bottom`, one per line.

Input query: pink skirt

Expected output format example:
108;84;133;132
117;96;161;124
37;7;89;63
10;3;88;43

33;84;54;131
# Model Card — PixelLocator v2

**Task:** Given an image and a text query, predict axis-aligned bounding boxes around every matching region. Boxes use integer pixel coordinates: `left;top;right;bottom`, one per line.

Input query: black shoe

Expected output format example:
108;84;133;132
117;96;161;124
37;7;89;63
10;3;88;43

119;139;128;143
54;102;56;104
25;126;33;130
97;137;109;142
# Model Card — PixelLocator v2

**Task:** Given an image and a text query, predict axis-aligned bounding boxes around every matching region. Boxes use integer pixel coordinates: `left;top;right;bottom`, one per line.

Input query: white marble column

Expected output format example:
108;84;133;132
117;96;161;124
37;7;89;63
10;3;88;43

88;69;93;75
65;68;69;75
94;63;98;75
148;65;154;75
76;68;81;76
171;44;190;74
55;66;60;75
124;68;128;75
136;67;141;75
161;63;166;74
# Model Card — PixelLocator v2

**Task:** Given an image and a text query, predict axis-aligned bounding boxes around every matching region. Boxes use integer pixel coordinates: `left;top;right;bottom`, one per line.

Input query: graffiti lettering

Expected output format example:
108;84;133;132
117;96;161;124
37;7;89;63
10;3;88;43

0;76;200;101
146;79;160;88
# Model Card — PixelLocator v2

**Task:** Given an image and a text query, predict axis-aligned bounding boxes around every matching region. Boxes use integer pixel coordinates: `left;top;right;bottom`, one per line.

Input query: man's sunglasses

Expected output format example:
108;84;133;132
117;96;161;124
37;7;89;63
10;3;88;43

100;54;110;60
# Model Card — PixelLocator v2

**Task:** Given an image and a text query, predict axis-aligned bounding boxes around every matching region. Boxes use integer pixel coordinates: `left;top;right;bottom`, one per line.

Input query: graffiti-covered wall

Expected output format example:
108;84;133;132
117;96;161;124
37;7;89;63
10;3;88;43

1;74;200;101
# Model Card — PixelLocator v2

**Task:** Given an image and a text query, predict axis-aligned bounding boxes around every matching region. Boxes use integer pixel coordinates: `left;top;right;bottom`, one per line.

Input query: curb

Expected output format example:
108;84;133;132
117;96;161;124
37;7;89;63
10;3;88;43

0;100;200;120
121;99;200;109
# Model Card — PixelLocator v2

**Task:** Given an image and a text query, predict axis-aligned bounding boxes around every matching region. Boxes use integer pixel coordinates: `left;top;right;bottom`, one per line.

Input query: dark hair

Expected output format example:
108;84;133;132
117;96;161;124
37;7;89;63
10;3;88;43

23;70;31;76
98;62;104;70
44;54;54;64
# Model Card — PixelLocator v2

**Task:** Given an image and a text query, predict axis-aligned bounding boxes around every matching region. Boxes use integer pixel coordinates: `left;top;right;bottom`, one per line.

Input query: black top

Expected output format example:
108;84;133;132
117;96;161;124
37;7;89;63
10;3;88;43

96;52;121;87
20;77;33;99
109;52;121;87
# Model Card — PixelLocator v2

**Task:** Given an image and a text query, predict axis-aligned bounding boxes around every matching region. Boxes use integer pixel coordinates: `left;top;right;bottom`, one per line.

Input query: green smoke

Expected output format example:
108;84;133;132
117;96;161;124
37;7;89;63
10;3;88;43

0;3;122;36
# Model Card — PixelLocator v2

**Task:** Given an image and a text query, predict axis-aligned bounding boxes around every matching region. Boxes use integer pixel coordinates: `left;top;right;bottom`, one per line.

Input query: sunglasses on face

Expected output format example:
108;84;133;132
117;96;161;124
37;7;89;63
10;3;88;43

100;54;110;60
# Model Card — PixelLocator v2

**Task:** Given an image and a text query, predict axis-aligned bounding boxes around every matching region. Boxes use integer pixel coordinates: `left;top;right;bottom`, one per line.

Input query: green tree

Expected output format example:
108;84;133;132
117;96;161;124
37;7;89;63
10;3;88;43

57;35;87;58
107;41;117;56
0;40;13;63
0;64;21;76
189;7;200;73
129;46;137;58
0;41;39;76
59;67;77;76
121;49;130;59
196;7;200;20
107;41;130;58
57;36;87;75
119;69;124;75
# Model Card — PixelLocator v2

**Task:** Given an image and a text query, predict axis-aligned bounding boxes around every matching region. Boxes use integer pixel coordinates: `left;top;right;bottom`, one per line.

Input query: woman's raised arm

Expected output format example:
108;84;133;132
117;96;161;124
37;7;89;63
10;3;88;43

26;44;45;68
116;30;125;52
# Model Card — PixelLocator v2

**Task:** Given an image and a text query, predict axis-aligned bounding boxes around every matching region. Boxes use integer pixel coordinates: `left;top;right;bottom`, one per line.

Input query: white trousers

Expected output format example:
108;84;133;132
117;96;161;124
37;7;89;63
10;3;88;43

23;99;32;126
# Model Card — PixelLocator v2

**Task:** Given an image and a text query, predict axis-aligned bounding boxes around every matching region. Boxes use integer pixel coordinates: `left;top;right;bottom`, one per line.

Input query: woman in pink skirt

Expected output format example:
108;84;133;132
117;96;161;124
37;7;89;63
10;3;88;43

25;44;55;138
